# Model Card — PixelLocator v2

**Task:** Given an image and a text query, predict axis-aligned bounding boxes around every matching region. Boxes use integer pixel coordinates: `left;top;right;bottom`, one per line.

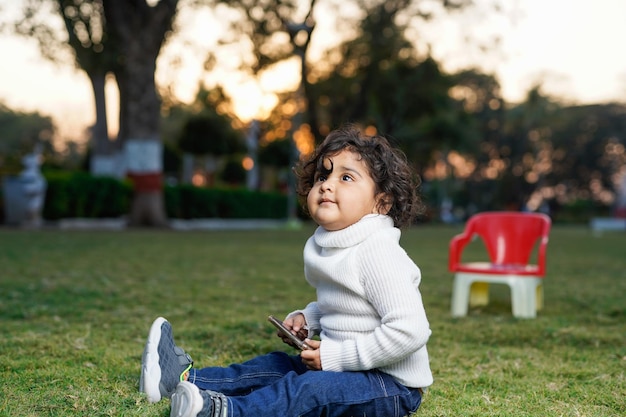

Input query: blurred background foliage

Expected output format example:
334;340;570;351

0;0;625;223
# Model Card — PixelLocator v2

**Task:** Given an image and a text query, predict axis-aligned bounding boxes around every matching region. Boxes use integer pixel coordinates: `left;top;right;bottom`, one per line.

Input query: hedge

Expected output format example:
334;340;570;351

35;172;289;220
42;172;133;220
164;184;288;219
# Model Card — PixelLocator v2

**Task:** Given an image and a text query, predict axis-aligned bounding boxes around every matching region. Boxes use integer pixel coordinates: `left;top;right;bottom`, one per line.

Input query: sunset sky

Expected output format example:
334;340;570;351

0;0;624;144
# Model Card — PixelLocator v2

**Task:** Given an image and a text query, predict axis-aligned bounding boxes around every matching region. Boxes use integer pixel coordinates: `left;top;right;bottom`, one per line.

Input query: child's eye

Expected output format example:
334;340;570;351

341;174;353;181
316;174;327;182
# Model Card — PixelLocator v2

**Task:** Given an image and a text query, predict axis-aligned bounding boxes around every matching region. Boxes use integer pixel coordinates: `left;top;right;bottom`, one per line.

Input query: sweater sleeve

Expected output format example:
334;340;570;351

320;233;431;372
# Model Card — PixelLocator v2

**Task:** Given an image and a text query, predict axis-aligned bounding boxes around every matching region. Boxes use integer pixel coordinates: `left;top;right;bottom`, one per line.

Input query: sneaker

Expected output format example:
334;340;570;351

140;317;194;403
170;381;229;417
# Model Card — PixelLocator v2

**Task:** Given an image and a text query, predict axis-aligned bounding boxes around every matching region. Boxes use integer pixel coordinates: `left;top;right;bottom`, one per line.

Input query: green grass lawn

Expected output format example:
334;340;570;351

0;224;624;416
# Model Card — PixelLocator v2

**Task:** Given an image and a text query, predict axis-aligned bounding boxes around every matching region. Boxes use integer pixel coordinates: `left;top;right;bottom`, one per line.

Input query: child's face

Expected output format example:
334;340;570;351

307;149;386;231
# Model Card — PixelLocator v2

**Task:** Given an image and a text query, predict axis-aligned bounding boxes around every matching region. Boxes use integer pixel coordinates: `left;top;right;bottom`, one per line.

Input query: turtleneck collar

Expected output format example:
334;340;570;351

313;214;394;249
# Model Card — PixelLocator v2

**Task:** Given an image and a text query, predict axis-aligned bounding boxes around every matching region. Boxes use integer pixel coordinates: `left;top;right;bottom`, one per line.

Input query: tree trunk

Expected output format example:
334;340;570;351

90;72;109;155
103;0;179;227
88;71;124;178
118;56;168;226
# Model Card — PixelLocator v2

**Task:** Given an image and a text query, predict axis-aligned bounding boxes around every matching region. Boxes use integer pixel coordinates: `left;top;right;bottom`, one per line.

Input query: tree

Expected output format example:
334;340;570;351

309;1;473;164
209;0;317;217
100;0;180;226
13;0;121;176
300;0;472;139
10;0;185;226
212;0;480;219
498;86;561;210
177;109;244;186
542;103;626;213
448;69;505;212
0;102;55;175
168;0;478;158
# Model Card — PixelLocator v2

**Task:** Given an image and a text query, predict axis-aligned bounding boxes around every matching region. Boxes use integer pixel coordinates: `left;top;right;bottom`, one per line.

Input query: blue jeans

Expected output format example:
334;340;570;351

188;351;422;417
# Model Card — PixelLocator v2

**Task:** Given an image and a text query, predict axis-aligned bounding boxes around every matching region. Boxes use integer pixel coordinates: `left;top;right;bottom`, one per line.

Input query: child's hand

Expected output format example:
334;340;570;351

300;339;321;370
279;314;308;348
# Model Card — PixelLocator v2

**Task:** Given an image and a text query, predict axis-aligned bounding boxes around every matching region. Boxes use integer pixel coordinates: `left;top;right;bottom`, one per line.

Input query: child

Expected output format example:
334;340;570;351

140;125;433;417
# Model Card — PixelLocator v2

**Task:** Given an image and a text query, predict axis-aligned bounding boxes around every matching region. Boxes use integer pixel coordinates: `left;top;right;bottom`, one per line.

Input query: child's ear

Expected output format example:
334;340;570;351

375;193;393;215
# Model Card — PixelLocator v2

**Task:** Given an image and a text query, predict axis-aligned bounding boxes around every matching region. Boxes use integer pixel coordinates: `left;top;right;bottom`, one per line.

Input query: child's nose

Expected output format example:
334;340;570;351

320;178;333;191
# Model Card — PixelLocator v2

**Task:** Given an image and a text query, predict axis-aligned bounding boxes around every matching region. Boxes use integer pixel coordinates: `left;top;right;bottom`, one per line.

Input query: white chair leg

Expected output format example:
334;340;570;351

510;279;539;318
451;274;471;317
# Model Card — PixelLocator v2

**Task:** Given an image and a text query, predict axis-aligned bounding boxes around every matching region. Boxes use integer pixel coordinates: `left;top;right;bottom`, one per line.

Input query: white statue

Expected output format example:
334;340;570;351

17;145;47;227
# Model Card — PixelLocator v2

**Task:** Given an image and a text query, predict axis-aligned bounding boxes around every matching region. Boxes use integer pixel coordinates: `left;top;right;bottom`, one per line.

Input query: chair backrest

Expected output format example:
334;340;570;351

464;211;551;265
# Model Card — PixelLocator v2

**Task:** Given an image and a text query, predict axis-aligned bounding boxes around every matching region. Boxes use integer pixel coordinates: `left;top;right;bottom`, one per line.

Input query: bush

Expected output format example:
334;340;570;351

37;172;288;220
43;172;133;220
553;199;611;223
164;184;288;219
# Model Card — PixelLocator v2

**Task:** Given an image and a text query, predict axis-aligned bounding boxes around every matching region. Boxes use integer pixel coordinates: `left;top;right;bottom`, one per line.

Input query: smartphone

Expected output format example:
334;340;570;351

268;315;311;350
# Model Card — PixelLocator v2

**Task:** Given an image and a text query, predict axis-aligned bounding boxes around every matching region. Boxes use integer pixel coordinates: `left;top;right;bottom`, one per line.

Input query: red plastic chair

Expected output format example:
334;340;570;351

449;211;551;318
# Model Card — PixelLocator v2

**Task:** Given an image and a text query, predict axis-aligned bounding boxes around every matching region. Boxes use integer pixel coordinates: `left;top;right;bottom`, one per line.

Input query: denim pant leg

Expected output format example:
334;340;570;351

189;352;422;417
189;351;305;395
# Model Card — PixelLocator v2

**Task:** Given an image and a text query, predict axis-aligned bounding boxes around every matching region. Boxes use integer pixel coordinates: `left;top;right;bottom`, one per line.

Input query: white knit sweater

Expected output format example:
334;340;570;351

293;214;433;388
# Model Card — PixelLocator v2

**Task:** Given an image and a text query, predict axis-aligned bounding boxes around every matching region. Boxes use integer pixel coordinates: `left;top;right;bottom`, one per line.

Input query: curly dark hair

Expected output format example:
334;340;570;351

294;125;424;228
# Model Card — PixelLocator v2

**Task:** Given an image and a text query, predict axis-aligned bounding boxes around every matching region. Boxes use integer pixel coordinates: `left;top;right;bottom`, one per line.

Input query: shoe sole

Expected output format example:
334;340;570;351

170;381;204;417
140;316;167;403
